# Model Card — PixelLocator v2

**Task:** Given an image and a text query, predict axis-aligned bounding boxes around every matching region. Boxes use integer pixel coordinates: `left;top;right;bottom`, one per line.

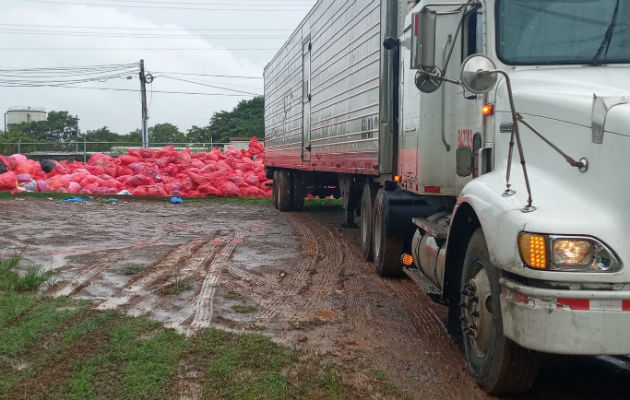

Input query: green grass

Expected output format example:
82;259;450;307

318;367;346;399
116;265;147;276
372;368;406;398
222;292;241;300
231;304;257;314
0;255;54;292
189;329;292;400
0;192;71;201
167;280;193;295
0;255;403;399
304;198;344;212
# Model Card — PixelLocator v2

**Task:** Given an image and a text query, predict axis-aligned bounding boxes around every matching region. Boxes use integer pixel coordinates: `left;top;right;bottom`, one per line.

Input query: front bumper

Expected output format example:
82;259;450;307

500;278;630;355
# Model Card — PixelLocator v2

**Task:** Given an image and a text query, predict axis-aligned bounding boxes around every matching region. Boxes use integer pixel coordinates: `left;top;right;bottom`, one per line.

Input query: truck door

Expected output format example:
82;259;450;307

302;37;312;161
443;7;485;190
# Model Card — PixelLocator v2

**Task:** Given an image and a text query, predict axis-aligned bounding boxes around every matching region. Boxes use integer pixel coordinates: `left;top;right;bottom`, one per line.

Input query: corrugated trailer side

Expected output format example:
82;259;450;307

264;0;384;176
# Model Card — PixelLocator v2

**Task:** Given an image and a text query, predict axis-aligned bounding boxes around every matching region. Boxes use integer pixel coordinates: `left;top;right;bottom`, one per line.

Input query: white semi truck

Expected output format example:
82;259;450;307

264;0;630;394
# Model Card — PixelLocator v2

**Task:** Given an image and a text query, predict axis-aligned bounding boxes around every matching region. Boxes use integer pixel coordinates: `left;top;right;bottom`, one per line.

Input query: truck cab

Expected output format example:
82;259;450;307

401;0;630;393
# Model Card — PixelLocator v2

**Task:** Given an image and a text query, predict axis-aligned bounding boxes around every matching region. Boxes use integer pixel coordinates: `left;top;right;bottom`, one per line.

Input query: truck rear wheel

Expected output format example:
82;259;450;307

460;229;541;394
291;172;305;212
275;170;292;212
372;188;403;276
359;182;376;261
272;171;279;209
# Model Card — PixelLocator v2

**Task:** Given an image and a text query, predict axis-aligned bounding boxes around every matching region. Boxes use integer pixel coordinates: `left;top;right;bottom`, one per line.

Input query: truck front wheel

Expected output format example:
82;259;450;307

460;229;540;394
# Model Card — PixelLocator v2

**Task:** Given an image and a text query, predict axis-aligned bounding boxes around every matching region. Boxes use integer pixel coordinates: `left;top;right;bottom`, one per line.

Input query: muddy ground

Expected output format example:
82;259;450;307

1;197;628;399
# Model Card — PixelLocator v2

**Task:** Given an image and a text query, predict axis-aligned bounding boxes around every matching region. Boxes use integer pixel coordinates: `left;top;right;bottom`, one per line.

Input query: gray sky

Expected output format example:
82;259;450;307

0;0;317;135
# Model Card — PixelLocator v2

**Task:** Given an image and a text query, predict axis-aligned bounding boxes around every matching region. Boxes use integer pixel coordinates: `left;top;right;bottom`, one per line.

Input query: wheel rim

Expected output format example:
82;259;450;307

360;196;370;247
461;263;493;357
373;203;382;261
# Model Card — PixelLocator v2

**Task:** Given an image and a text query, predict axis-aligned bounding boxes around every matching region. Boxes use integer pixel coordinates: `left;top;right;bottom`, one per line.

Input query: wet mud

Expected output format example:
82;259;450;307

1;197;627;399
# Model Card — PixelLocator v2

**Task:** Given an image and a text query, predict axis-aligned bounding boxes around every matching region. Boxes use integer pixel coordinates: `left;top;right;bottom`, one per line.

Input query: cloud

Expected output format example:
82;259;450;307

0;2;271;135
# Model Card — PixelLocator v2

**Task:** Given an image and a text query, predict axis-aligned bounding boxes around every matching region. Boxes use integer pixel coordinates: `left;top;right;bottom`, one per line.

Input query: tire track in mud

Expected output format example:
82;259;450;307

301;215;344;319
257;214;319;320
384;279;449;340
47;229;169;298
97;238;218;311
187;237;243;332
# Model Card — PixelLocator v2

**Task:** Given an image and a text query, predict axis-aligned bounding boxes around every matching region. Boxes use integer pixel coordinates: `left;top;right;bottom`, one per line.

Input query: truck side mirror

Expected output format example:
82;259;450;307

419;9;437;72
411;9;437;71
460;54;498;94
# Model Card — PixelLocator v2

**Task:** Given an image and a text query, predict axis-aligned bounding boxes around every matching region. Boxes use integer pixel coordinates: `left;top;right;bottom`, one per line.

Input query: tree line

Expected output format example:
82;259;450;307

0;96;263;145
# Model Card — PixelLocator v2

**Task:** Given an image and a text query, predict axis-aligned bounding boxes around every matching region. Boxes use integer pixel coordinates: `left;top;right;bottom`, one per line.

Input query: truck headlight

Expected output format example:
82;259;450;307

518;233;621;272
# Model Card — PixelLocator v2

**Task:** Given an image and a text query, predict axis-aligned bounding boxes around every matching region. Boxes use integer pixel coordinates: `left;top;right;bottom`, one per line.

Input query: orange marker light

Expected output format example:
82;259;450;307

401;254;414;267
481;104;494;116
518;233;548;270
394;175;401;183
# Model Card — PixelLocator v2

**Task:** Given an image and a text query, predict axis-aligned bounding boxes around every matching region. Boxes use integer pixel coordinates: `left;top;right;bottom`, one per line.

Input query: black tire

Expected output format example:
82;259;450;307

276;170;292;212
272;170;279;209
372;188;403;277
359;182;376;261
460;229;541;394
291;172;305;212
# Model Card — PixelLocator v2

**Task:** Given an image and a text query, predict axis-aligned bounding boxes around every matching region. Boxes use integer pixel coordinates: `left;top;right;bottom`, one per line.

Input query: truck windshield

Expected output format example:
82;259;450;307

497;0;630;65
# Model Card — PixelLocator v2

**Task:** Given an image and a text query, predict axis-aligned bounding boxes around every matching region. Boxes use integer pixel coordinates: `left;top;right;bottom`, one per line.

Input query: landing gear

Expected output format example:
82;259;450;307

460;229;541;394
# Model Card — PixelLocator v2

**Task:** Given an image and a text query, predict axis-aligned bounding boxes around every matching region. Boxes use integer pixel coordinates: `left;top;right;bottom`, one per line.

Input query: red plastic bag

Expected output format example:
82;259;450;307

248;137;264;155
219;181;238;197
0;172;17;190
45;175;70;192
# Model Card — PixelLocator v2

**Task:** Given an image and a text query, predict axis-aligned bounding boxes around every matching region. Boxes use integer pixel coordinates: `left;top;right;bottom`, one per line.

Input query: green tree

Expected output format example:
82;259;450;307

85;126;120;142
7;111;78;142
149;123;184;144
186;125;212;143
207;96;264;143
118;129;142;143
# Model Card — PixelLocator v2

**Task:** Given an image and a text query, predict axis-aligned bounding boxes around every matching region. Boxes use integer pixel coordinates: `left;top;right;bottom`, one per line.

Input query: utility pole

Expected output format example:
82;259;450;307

139;59;149;149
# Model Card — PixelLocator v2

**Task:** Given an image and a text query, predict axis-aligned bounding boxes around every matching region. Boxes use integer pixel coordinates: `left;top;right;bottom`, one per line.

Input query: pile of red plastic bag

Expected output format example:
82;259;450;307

0;137;271;198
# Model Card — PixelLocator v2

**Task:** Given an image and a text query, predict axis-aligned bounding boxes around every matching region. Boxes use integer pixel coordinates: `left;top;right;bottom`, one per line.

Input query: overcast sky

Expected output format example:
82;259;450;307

0;0;317;135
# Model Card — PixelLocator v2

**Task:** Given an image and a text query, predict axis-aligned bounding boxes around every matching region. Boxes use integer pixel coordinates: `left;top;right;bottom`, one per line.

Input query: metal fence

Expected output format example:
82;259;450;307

0;140;253;161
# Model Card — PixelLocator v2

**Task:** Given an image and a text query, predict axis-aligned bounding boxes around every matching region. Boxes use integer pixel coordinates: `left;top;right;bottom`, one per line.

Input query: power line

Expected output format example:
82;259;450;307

0;62;138;71
23;0;311;12
82;0;314;6
0;84;256;97
154;71;262;79
0;48;276;51
0;23;293;32
0;28;288;39
158;75;262;96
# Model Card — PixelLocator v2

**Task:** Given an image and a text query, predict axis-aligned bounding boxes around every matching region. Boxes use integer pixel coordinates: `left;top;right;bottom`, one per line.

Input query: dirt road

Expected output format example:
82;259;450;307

1;197;628;399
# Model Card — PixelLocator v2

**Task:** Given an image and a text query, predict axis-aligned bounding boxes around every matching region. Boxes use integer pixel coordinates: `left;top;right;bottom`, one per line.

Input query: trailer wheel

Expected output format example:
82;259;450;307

272;171;279;209
460;229;541;394
276;170;292;212
359;182;376;261
291;172;305;212
372;188;403;276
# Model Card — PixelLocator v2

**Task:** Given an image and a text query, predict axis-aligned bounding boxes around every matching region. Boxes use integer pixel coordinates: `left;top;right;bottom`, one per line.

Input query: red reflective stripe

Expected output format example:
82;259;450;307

414;14;419;36
557;298;590;311
623;300;630;312
513;293;529;305
424;186;441;194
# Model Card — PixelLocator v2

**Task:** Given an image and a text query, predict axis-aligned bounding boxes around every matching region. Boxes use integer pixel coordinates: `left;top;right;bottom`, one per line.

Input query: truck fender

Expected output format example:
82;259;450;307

442;201;481;305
